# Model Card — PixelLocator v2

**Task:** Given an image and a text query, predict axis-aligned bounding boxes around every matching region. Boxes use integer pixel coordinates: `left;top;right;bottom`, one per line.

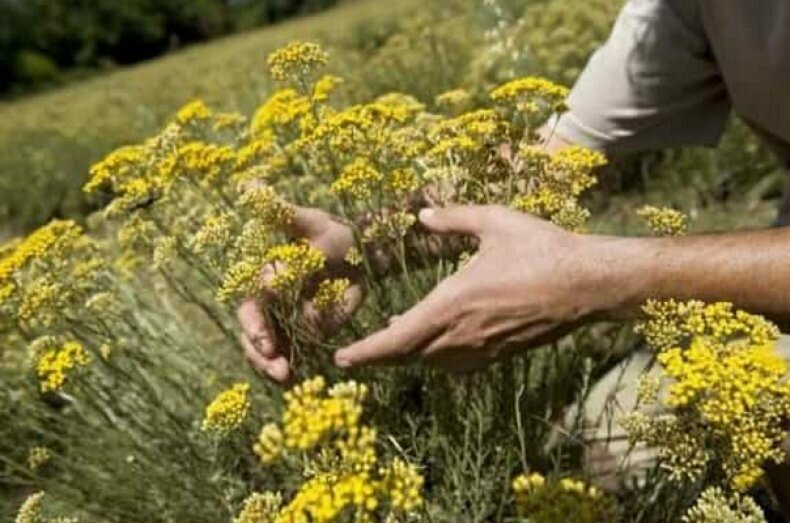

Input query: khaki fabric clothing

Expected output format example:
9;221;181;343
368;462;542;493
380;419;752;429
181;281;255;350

553;0;790;162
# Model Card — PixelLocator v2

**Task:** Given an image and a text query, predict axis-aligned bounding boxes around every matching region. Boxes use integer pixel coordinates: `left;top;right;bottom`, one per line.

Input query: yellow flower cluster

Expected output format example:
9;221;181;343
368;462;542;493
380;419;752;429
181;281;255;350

276;472;379;523
682;487;765;523
15;491;45;523
428;109;506;161
191;212;234;255
312;75;342;103
435;88;472;111
490;76;569;114
630;300;790;490
330;158;383;200
175;99;212;125
14;491;78;523
379;458;424;512
83;144;149;194
267;41;329;82
234;492;282;523
17;277;65;326
637;205;688;236
238;185;295;228
27;446;52;471
243;377;424;522
511;472;616;523
201;382;251;436
279;376;365;451
176;141;236;184
254;423;284;464
262;242;326;294
637;300;779;354
0;221;84;296
312;278;350;312
216;261;261;303
512;146;605;230
251;89;311;134
34;340;90;392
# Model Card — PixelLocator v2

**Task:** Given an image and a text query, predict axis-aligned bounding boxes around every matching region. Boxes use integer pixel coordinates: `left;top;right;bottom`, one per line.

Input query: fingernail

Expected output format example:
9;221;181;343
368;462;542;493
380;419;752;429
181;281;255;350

335;352;352;368
418;208;434;223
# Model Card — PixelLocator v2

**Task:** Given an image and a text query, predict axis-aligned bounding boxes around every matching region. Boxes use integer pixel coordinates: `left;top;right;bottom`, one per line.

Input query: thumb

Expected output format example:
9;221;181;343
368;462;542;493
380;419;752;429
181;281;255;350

418;205;496;236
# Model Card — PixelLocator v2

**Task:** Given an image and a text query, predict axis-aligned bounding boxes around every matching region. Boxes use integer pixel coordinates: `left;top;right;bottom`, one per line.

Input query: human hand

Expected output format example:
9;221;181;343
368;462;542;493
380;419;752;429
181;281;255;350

238;205;363;383
334;205;613;372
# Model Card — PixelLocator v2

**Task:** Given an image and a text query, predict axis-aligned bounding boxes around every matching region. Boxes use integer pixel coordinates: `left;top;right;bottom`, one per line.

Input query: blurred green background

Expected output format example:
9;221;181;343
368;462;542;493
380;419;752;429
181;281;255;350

0;0;340;96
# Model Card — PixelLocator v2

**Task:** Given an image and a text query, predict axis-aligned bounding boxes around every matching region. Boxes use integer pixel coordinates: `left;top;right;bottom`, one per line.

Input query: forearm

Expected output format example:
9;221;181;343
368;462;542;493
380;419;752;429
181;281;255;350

591;228;790;330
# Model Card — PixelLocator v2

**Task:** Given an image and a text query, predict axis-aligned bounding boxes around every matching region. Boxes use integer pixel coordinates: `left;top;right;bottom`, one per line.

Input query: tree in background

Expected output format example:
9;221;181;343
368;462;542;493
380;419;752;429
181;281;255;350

0;0;339;95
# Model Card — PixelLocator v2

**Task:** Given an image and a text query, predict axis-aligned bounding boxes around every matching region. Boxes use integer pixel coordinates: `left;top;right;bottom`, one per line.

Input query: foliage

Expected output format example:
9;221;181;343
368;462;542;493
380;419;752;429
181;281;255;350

0;0;341;96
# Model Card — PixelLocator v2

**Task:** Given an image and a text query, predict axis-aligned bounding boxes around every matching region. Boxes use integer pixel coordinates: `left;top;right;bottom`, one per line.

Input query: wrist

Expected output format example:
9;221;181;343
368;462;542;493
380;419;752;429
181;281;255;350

577;234;662;321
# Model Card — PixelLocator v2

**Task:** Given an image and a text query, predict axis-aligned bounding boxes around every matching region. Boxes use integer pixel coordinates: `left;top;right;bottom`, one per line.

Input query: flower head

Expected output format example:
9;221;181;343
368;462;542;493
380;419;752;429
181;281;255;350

267;42;329;82
637;205;688;236
33;339;90;393
201;383;252;436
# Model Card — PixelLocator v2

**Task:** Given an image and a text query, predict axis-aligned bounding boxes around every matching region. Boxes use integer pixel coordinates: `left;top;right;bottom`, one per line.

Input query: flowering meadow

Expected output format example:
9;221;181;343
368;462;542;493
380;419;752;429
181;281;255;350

3;1;790;523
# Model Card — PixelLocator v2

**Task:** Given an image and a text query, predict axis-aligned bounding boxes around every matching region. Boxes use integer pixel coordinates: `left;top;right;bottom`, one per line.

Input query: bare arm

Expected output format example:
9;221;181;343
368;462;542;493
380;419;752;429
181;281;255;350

335;206;790;368
597;228;790;330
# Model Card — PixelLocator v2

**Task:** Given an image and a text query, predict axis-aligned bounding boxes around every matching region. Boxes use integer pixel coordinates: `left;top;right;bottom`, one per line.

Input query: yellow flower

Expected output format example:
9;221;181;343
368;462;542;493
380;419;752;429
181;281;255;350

379;458;424;512
435;89;472;111
511;472;616;523
175;141;236;184
387;168;421;195
191;212;234;254
252;89;311;135
33;340;90;393
15;491;44;523
267;41;329;82
344;247;363;267
254;423;284;465
201;383;252;436
217;260;262;303
83;144;148;194
262;242;326;294
637;205;688;236
175;99;212;125
212;111;247;132
235;492;282;523
490;77;569;112
330;158;383;200
238;185;295;228
682;487;764;523
0;221;84;284
27;446;52;471
313;75;343;103
631;300;790;490
312;278;351;312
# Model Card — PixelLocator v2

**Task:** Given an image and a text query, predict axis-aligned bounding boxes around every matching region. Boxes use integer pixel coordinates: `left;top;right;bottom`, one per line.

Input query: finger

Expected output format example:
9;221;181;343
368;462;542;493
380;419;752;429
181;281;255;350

241;334;291;383
334;284;452;368
286;206;333;238
418;205;502;236
237;298;277;358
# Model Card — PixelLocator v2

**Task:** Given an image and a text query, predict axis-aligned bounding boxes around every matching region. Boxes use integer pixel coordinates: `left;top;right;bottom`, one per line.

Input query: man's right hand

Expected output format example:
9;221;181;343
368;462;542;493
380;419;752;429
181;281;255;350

237;205;363;384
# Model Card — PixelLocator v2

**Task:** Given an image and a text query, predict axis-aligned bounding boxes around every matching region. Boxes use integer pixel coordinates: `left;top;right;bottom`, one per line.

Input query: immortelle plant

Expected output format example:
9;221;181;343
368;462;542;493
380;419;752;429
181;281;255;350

2;41;790;522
